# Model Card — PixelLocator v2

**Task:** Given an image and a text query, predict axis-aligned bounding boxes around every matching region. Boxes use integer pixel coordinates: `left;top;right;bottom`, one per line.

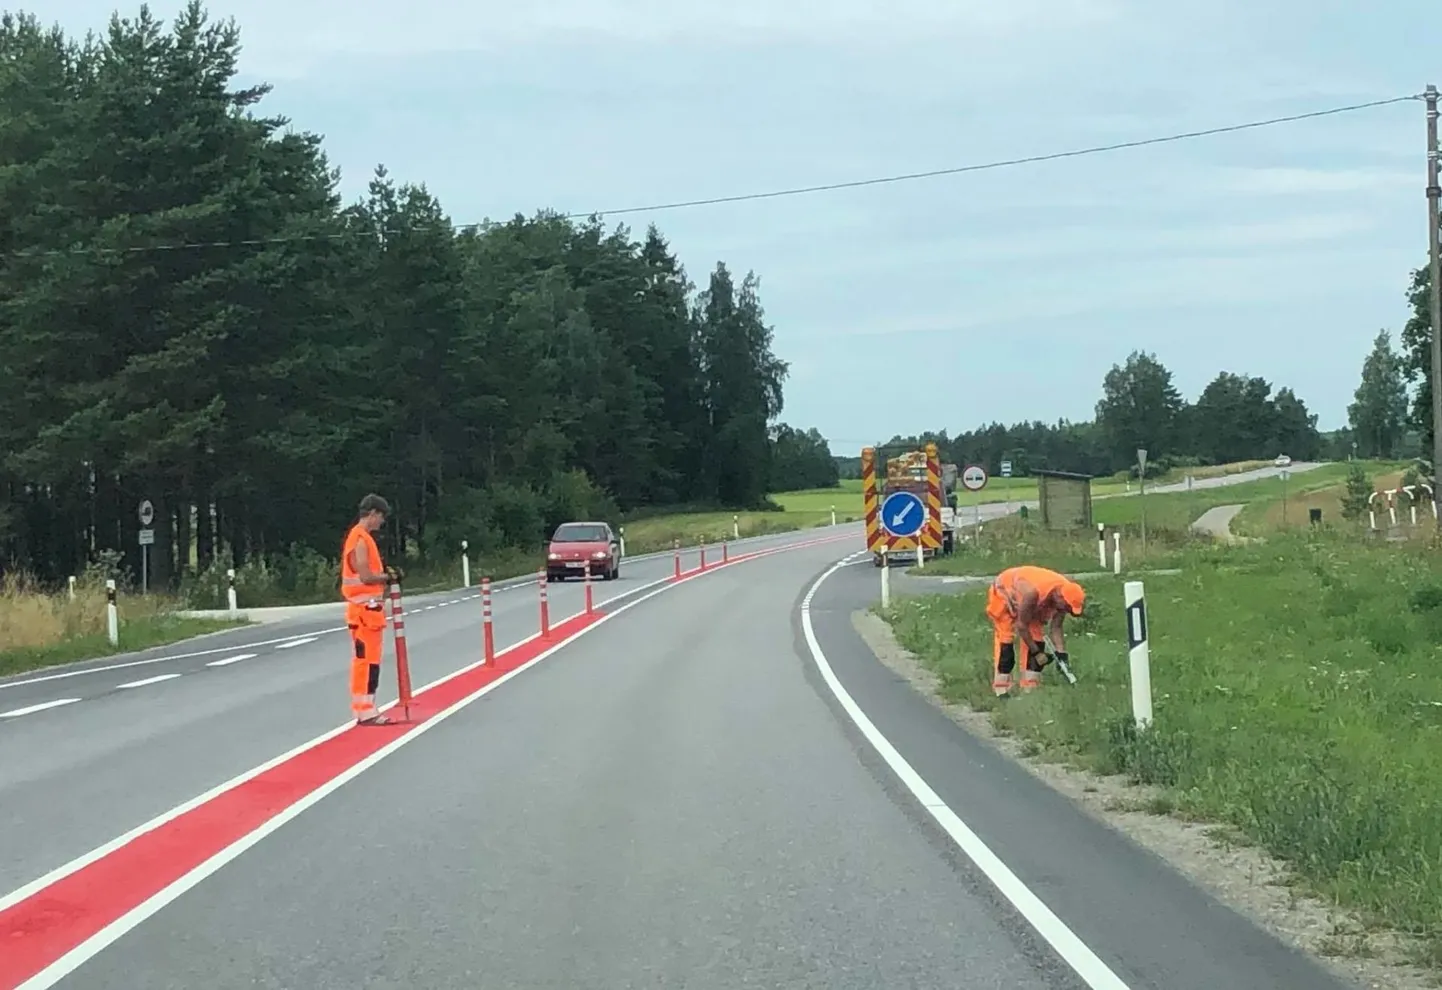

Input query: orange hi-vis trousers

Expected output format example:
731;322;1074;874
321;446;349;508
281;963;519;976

347;601;386;720
985;584;1047;695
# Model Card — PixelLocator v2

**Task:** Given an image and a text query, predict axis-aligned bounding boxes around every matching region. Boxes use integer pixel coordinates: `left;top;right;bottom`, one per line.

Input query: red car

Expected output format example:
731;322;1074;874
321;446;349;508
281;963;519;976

546;521;620;582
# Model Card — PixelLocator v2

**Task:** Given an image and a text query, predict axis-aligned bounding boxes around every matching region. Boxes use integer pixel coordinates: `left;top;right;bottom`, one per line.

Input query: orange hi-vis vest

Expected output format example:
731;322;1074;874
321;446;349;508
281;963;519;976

341;523;386;613
993;565;1069;615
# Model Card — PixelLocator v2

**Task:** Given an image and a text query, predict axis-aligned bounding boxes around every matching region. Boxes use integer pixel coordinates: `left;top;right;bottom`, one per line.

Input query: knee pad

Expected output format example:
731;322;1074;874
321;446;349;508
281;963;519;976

997;642;1016;674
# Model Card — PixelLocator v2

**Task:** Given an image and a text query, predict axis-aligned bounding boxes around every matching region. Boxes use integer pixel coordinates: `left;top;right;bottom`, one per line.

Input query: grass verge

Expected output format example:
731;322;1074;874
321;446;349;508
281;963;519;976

914;515;1198;576
1;576;246;678
882;530;1442;968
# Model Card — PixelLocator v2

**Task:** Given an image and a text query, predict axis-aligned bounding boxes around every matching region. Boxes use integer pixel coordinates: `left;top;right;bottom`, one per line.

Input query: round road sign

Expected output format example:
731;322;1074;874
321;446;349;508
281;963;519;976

961;465;988;492
138;499;155;526
879;490;926;538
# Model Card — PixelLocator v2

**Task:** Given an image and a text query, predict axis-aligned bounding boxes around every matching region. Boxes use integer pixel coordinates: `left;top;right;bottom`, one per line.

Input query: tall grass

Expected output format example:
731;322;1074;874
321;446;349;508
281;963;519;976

1;571;240;677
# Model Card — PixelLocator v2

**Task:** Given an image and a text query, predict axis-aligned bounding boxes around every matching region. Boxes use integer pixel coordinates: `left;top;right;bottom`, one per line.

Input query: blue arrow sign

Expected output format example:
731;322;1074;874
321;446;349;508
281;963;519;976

880;490;925;538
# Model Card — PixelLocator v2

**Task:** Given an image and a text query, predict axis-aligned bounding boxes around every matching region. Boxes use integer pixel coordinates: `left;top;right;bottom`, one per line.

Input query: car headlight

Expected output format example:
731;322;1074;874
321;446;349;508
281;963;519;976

591;550;608;558
548;552;560;560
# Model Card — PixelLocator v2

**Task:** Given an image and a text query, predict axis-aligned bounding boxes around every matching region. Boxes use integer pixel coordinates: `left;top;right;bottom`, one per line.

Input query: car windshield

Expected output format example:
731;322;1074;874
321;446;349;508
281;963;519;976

552;524;608;543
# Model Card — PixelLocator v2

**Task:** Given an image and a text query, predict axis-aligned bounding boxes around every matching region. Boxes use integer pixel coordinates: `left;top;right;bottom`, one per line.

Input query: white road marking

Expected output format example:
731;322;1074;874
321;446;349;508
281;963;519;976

799;555;1134;990
116;674;181;690
205;654;258;668
0;628;348;691
273;637;317;650
4;536;846;988
0;698;81;719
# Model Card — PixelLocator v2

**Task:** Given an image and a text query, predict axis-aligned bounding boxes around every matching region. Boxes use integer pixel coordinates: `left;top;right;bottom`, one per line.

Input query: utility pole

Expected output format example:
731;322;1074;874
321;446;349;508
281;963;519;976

1426;84;1441;522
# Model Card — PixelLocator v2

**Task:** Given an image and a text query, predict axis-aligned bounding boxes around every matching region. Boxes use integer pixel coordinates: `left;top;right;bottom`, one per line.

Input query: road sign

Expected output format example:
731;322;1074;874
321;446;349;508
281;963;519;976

1000;460;1013;477
138;499;154;526
138;528;155;546
961;464;988;492
880;490;925;538
1136;448;1148;473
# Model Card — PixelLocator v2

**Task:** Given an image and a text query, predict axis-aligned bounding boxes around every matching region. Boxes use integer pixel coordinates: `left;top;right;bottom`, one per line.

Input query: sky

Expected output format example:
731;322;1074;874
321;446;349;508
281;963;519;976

43;0;1442;454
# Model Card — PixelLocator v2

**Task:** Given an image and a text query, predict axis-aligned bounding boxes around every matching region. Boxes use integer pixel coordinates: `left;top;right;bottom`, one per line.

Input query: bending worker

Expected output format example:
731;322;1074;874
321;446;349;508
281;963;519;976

986;564;1086;696
341;493;403;725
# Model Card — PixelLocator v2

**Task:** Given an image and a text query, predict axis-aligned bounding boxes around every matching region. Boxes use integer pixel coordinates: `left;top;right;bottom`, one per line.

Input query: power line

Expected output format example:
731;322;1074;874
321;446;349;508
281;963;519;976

9;93;1422;259
569;94;1424;219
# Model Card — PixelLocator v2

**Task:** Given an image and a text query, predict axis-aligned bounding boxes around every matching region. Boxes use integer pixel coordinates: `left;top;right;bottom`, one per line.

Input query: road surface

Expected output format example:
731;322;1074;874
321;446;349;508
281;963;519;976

1;495;1356;988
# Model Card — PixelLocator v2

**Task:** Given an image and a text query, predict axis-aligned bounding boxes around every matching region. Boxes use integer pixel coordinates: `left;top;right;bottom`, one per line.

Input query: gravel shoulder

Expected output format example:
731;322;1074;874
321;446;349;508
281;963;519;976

850;608;1436;990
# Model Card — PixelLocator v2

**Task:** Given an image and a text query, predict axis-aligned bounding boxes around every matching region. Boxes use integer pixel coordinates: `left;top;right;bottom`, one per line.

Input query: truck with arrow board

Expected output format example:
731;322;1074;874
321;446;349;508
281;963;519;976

860;443;960;566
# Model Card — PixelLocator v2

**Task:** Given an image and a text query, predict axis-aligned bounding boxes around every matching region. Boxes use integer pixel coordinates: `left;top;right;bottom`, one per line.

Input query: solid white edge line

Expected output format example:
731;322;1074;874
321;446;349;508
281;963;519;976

114;675;182;690
799;553;1134;990
0;698;82;718
13;537;844;989
0;534;844;926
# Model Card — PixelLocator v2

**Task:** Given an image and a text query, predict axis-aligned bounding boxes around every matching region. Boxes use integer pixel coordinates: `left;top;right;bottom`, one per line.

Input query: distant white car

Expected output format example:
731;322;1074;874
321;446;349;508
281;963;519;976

1274;454;1292;467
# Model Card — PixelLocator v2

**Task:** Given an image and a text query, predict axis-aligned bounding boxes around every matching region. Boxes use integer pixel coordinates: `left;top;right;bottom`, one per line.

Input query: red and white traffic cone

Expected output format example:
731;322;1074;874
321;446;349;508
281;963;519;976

583;560;594;615
673;539;680;579
538;569;551;639
481;577;494;665
388;583;414;722
722;540;729;564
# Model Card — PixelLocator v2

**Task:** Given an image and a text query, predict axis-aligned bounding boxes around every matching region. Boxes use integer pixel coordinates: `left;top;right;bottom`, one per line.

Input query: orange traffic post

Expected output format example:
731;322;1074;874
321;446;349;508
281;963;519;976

583;560;594;615
388;583;414;722
722;540;729;564
673;539;680;579
538;569;551;639
699;537;707;571
481;576;494;665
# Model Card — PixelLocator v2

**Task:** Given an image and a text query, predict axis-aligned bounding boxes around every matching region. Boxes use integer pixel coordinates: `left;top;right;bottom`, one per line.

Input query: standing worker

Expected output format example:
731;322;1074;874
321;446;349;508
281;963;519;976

341;493;403;725
986;564;1086;696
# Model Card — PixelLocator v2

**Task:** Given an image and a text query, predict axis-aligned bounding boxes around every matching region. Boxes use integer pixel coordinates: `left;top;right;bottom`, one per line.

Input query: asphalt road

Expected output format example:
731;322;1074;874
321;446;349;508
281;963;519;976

4;469;1355;988
0;529;850;897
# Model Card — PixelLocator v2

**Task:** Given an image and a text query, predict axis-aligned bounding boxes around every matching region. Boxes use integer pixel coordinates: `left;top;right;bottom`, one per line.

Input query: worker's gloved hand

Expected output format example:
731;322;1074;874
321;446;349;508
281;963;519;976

1028;641;1049;664
1054;651;1070;666
385;565;405;584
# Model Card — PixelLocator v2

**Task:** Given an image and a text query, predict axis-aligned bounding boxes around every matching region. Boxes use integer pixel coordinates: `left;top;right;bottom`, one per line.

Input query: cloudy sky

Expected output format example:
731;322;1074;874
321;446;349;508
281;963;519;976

46;0;1440;453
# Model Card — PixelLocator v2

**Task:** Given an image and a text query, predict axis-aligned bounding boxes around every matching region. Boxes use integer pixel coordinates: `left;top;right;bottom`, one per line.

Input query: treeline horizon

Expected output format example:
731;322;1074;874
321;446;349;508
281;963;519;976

0;3;837;596
836;352;1407;480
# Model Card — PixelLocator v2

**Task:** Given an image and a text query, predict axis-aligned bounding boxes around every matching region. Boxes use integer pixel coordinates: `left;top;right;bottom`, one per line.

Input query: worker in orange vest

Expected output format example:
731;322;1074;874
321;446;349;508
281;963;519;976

341;493;403;724
986;564;1086;696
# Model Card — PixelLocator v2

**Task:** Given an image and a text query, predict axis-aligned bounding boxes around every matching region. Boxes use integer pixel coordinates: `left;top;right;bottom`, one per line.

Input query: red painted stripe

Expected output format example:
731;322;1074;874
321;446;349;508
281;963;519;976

0;532;852;986
0;610;598;988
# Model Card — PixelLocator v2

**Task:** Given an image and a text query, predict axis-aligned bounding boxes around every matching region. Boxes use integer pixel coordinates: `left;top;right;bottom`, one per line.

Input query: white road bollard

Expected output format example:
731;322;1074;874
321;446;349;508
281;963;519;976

67;575;76;601
1112;532;1122;575
226;568;238;614
1124;581;1153;729
880;547;891;610
830;504;836;526
105;579;119;647
1096;523;1107;569
619;527;627;557
733;514;740;540
915;538;924;570
462;540;471;588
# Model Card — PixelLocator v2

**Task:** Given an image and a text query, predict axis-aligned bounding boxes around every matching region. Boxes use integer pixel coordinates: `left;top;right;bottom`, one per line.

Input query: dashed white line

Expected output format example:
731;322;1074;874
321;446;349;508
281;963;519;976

273;637;318;650
205;654;258;668
116;674;182;690
0;698;82;719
